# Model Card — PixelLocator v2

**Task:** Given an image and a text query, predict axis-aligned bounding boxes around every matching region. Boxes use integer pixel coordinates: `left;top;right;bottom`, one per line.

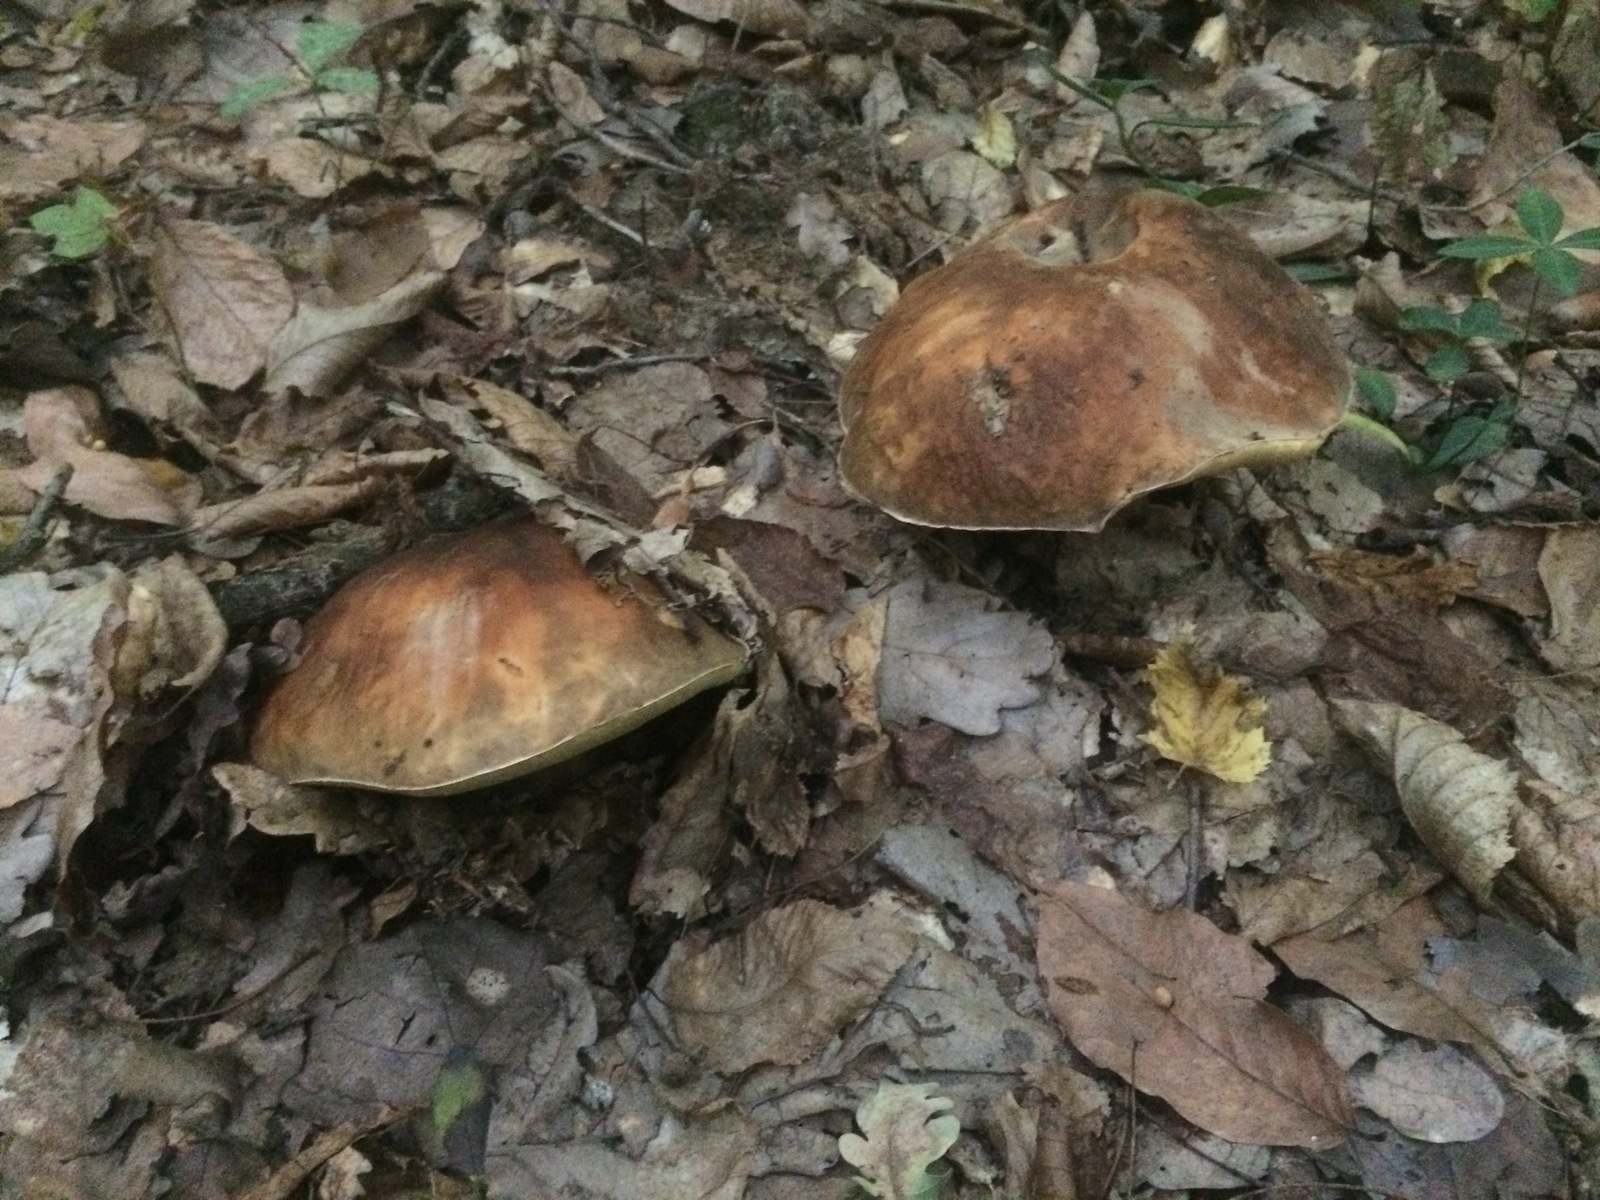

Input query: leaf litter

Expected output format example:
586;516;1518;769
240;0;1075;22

3;1;1600;1197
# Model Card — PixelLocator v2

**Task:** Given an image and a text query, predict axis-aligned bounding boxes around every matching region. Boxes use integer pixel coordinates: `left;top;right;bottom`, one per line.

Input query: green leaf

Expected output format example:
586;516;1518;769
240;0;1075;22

1422;412;1511;471
1555;227;1600;251
1137;113;1255;132
1354;366;1398;421
1398;305;1458;335
1579;132;1600;150
432;1053;488;1141
1530;246;1585;296
1189;184;1270;207
1439;234;1536;260
1506;0;1560;20
221;73;295;119
296;19;363;73
1283;261;1352;283
314;66;379;95
1456;298;1518;342
1424;343;1471;383
28;187;118;258
1092;77;1159;104
1515;188;1564;245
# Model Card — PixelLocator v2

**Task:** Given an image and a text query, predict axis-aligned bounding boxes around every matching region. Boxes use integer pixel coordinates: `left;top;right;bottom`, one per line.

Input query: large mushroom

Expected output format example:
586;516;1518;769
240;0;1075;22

838;188;1352;531
251;518;746;796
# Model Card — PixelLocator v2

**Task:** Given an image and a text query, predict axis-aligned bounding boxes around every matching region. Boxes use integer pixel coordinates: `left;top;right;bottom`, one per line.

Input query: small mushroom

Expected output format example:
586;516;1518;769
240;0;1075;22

251;519;746;796
838;188;1351;531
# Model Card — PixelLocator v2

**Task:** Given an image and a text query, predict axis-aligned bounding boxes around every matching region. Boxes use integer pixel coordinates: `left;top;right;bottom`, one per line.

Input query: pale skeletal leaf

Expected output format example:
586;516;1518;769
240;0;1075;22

838;1081;960;1200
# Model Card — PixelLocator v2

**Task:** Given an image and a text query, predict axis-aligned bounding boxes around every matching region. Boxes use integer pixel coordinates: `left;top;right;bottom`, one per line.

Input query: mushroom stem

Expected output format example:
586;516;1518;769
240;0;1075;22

1337;410;1419;465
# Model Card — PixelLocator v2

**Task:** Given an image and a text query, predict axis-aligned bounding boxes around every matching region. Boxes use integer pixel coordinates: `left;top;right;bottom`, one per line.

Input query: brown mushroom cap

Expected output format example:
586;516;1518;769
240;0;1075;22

251;519;746;796
838;189;1351;531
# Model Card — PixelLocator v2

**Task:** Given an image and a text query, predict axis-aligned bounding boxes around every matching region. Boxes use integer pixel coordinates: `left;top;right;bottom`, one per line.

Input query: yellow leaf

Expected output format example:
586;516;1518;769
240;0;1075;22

1145;642;1271;783
972;102;1016;170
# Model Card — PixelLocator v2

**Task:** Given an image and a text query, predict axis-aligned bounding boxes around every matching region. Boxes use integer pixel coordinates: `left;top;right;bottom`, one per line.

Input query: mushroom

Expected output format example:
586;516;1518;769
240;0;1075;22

838;188;1351;531
251;518;746;796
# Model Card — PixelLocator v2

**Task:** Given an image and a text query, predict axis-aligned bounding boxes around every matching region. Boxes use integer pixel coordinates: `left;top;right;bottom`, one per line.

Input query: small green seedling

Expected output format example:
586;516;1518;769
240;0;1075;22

221;20;378;120
29;187;118;258
1439;187;1600;299
1349;186;1600;472
1397;298;1518;384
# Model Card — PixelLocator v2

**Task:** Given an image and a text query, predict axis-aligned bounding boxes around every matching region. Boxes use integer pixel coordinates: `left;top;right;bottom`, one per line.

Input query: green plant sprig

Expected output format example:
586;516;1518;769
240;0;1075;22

1349;186;1600;473
221;20;379;121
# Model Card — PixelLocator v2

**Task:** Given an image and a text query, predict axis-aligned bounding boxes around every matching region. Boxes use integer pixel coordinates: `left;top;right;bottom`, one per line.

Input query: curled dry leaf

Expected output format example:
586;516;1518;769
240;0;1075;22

1037;880;1352;1148
651;895;918;1074
838;1081;960;1200
0;556;226;919
1145;641;1271;783
263;271;444;396
150;218;295;390
1332;700;1517;904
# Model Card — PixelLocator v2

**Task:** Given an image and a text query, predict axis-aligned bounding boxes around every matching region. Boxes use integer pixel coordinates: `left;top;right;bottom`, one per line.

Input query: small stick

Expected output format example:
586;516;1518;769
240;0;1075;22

1183;772;1206;912
0;463;73;573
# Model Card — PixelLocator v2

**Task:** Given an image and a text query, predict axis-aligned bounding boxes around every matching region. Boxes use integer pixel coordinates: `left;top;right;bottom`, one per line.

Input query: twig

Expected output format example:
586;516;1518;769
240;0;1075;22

1183;773;1205;912
545;352;706;378
0;463;72;573
565;192;646;245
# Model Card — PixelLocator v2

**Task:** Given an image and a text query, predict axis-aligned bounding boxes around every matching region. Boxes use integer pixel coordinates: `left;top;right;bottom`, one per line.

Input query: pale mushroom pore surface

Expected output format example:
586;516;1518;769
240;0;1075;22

837;189;1351;531
250;519;746;795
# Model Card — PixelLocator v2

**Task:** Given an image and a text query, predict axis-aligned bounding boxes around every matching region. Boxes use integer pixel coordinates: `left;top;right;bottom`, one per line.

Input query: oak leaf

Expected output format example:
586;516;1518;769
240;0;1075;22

838;1081;959;1200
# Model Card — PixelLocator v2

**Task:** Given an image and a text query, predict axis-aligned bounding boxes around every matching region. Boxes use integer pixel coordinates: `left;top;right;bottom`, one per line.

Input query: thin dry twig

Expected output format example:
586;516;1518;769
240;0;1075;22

0;463;73;573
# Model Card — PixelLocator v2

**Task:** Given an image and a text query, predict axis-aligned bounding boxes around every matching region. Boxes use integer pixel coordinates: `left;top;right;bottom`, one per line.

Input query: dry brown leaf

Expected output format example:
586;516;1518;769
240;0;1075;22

1333;700;1517;904
0;115;146;200
1509;781;1600;931
651;895;918;1073
1144;642;1271;783
189;478;389;553
1274;897;1514;1073
109;352;228;463
150;218;295;389
17;387;198;526
212;763;389;856
1536;526;1600;675
263;271;443;396
1037;880;1351;1148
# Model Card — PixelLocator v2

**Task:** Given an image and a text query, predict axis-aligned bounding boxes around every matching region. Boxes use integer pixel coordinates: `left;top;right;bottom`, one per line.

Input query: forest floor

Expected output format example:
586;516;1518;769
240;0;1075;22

4;0;1600;1196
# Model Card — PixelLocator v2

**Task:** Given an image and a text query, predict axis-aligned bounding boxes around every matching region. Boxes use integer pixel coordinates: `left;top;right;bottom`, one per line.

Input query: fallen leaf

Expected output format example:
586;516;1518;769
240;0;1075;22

651;895;918;1073
1037;880;1351;1148
1145;641;1271;783
150;218;295;389
921;150;1013;235
879;578;1055;736
1350;1041;1504;1144
1332;700;1517;904
0;115;146;201
971;102;1016;169
838;1081;960;1200
263;271;443;396
18;387;197;525
1536;525;1600;674
786;192;853;267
